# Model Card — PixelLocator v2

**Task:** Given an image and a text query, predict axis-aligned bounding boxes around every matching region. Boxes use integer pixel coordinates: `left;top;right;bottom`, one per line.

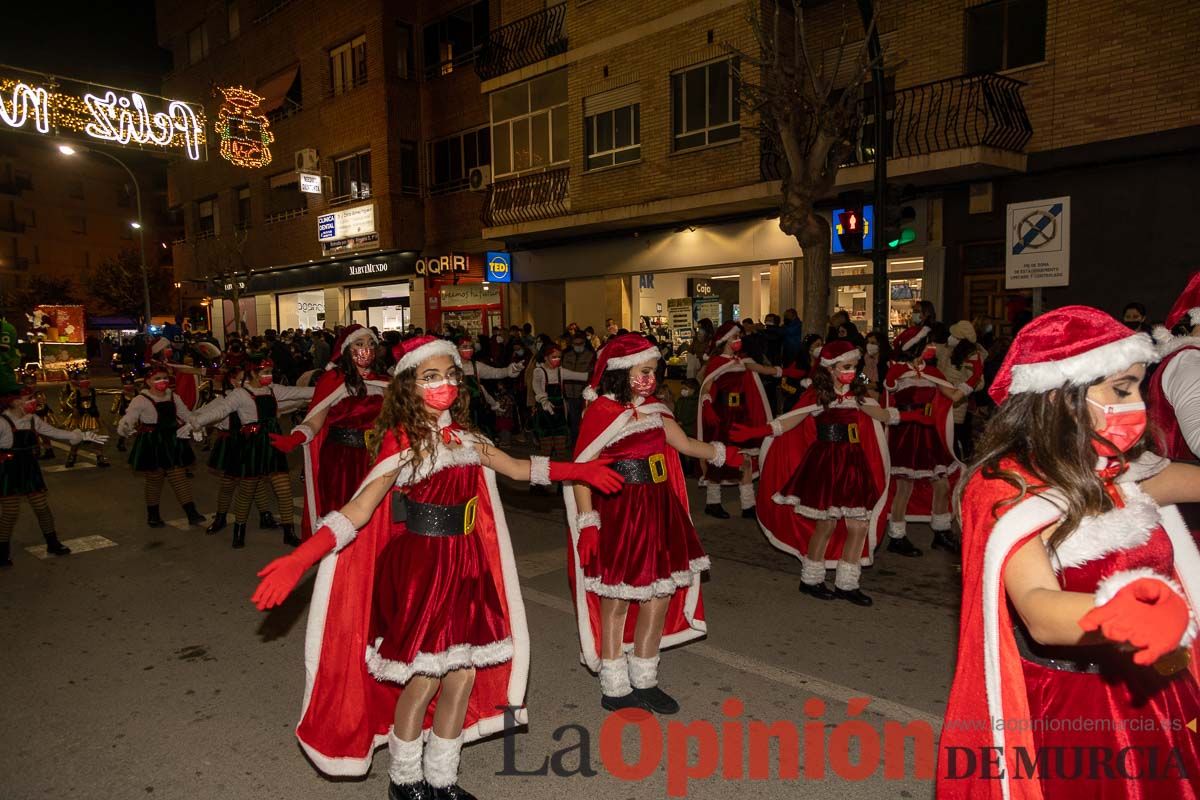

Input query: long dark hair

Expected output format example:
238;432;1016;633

335;341;385;397
955;382;1145;554
370;365;474;476
598;368;634;405
810;361;869;407
798;334;824;369
950;339;976;368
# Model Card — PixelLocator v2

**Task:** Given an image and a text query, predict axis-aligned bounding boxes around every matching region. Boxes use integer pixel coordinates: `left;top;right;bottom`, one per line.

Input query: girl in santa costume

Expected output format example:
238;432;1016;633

188;355;314;548
0;378;107;566
251;335;622;800
565;333;739;713
937;320;987;461
1148;270;1200;463
117;362;207;529
739;340;897;606
268;324;389;541
697;320;783;518
62;367;110;468
880;324;968;557
532;344;589;471
940;306;1200;800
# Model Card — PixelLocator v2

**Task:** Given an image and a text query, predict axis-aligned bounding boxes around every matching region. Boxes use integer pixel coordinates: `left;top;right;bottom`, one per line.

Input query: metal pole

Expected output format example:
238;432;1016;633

857;0;889;336
87;148;153;330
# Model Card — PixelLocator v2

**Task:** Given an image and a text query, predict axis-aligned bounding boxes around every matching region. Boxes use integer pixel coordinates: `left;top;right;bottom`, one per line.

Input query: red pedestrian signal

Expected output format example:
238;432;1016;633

837;209;864;254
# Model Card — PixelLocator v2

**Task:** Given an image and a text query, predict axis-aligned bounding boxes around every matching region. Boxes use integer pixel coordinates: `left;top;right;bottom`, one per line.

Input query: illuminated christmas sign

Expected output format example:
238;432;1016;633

0;64;207;160
215;86;274;168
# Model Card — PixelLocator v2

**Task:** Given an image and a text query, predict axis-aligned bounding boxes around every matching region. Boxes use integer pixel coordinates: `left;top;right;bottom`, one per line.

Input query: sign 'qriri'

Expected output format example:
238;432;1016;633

0;64;207;161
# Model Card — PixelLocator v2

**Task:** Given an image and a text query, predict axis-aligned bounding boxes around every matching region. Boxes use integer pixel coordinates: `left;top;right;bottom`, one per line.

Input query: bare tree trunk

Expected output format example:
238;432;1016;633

782;199;832;335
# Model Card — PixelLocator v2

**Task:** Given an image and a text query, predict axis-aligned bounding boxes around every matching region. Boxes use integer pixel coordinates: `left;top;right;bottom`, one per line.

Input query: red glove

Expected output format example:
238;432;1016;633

251;527;335;610
729;423;772;443
722;445;745;469
780;366;806;380
548;458;625;494
577;524;600;571
702;400;720;429
269;430;307;453
1078;577;1193;666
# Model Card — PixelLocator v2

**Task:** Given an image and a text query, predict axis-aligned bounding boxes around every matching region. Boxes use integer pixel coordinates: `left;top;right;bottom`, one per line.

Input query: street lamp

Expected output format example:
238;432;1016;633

59;143;153;330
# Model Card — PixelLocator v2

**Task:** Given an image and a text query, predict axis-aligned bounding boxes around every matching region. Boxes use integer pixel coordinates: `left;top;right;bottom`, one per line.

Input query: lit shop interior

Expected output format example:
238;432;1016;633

831;257;926;336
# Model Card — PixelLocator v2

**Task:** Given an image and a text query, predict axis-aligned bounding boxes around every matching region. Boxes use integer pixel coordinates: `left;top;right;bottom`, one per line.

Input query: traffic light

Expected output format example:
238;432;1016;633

881;184;918;249
835;194;865;254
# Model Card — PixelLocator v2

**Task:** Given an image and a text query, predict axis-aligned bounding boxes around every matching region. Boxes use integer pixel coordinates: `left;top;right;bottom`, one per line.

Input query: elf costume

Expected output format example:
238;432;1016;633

62;367;110;468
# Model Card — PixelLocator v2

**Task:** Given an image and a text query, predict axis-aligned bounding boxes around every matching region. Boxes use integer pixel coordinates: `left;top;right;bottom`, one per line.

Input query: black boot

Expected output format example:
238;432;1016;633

183;503;206;527
704;503;730;519
931;529;961;554
116;438;126;452
886;536;923;557
64;453;76;468
43;533;71;556
429;785;476;800
0;541;11;566
601;691;650;712
833;587;874;606
206;512;227;535
632;685;680;715
147;505;165;528
741;506;757;519
232;523;247;549
96;454;110;468
259;510;279;529
388;782;432;800
281;523;300;547
798;580;836;600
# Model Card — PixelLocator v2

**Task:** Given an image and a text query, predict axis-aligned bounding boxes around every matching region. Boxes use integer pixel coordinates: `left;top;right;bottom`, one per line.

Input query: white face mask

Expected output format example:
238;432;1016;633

680;388;693;397
866;343;880;355
810;347;822;358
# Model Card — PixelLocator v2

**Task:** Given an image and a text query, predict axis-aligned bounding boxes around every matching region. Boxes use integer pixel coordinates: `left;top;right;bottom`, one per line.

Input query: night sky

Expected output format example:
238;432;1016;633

1;0;167;92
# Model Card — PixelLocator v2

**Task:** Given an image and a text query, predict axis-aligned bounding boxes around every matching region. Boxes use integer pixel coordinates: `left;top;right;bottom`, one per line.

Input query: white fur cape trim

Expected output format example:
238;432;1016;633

318;511;359;552
717;326;739;345
583;557;711;600
1008;332;1158;396
365;636;515;684
604;410;664;447
394;339;462;375
151;337;171;354
898;326;931;352
297;446;529;776
1050;482;1159;571
605;348;660;370
529;455;551;485
563;400;705;672
1152;328;1200;360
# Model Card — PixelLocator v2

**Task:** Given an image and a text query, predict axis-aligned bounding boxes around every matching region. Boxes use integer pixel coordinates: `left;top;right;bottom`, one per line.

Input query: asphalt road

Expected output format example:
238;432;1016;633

0;386;960;799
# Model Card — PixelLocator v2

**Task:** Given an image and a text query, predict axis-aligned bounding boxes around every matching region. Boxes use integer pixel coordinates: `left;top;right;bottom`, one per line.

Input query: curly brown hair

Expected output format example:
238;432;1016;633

370;366;474;477
954;383;1145;555
810;361;869;407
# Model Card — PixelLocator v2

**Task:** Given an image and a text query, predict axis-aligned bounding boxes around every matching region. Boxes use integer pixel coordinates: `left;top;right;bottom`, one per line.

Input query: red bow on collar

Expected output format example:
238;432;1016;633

440;425;462;445
1096;459;1128;482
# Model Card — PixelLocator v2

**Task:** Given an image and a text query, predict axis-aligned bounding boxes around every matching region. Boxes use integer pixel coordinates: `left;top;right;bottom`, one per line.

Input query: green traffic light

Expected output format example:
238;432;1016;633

888;228;916;249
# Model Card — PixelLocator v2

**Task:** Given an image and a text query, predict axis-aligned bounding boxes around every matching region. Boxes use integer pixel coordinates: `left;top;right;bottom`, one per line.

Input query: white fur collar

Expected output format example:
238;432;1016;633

1156;332;1200;360
392;433;481;488
606;410;665;447
1049;482;1161;572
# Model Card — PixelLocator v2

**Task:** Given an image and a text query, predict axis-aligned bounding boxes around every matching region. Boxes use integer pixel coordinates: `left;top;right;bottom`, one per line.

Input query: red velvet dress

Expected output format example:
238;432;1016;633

888;381;955;477
315;392;384;518
586;424;709;600
366;460;512;684
1018;497;1200;799
775;406;879;520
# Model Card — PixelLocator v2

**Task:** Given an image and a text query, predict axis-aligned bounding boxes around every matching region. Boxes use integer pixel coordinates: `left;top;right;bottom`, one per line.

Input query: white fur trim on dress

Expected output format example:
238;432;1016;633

604;411;664;447
365;637;515;685
318;510;359;552
390;437;482;488
773;494;870;521
387;730;424;785
707;441;727;467
583;558;711;601
394;339;462;375
890;463;959;479
529;455;551;485
834;561;862;591
341;327;377;352
576;510;600;529
1050;483;1159;571
1090;567;1198;648
423;732;463;789
600;656;632;697
820;348;862;368
1008;332;1158;396
605;348;660;370
628;654;660;689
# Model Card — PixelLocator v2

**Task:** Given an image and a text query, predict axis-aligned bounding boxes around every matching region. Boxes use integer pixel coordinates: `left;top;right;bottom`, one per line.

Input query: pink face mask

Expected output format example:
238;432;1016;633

836;370;857;385
258;374;274;387
459;349;475;360
547;357;562;368
351;348;374;368
22;400;38;414
78;380;91;390
151;378;170;392
1089;398;1147;456
630;373;657;398
729;339;743;354
921;346;937;361
421;379;459;410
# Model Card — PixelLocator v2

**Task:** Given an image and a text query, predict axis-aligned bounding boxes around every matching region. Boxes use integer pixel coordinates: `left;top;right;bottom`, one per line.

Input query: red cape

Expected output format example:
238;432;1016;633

295;427;529;776
938;465;1200;800
697;355;773;484
563;396;706;672
1147;339;1200;461
299;368;389;539
876;365;961;542
756;390;890;567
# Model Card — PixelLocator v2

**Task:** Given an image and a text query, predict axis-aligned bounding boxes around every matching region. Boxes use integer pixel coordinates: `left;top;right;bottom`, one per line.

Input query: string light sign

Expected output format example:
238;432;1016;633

0;64;207;160
215;86;274;168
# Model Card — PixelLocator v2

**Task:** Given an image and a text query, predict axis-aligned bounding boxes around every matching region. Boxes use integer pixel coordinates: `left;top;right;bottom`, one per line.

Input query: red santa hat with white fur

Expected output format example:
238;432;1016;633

582;333;660;401
389;335;462;376
818;339;861;368
989;305;1157;405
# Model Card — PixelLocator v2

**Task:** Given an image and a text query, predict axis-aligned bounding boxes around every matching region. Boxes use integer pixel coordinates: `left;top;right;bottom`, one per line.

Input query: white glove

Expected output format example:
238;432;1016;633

82;431;109;445
176;422;194;440
540;400;555;414
488;400;502;412
509;362;524;376
117;421;134;438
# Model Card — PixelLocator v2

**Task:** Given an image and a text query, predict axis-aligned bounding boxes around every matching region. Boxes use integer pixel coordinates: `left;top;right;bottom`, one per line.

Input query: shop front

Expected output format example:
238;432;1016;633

421;253;505;336
207;250;419;340
830;257;927;338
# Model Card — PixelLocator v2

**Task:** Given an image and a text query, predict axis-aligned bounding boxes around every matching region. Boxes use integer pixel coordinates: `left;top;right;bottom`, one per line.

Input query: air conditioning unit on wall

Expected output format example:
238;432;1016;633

294;148;319;172
468;166;492;192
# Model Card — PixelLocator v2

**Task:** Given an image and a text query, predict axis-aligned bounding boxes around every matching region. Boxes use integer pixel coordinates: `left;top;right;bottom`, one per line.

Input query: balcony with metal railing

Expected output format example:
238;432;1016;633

761;72;1033;182
482;167;570;228
476;3;567;82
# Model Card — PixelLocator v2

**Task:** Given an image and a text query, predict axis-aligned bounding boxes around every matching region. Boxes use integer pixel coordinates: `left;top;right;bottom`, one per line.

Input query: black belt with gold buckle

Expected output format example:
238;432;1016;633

329;427;368;448
719;391;743;408
610;455;669;484
393;495;478;536
816;423;861;443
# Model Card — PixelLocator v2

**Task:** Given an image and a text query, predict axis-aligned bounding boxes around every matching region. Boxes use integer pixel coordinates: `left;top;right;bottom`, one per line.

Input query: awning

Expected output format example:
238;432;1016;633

257;65;299;113
87;315;139;329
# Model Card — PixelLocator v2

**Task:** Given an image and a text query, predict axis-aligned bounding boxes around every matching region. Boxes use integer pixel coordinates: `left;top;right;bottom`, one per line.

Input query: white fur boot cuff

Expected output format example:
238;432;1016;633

600;656;632;697
423;731;463;789
705;484;722;504
834;561;862;591
800;556;827;585
930;512;953;531
628;654;660;690
739;483;756;509
887;520;907;539
388;730;424;785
